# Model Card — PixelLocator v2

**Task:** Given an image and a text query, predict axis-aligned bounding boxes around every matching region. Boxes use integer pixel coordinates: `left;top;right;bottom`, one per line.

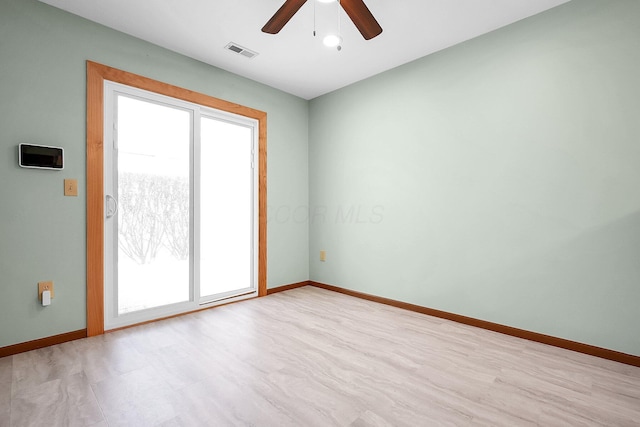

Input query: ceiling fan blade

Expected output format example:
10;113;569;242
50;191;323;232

340;0;383;40
262;0;308;34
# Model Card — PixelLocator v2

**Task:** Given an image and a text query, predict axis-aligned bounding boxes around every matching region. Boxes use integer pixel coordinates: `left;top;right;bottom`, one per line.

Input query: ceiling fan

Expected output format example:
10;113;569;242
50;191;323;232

262;0;383;40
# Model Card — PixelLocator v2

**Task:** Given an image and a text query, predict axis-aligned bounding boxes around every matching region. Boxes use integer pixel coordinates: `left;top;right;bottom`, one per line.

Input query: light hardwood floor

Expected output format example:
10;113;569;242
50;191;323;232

1;286;639;426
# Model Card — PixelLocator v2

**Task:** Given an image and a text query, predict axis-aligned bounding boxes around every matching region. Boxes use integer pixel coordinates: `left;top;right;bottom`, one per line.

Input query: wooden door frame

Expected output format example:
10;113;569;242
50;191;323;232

86;61;267;336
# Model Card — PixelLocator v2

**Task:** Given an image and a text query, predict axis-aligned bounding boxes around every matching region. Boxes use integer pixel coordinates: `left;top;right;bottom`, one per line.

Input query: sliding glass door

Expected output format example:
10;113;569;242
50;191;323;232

103;82;258;329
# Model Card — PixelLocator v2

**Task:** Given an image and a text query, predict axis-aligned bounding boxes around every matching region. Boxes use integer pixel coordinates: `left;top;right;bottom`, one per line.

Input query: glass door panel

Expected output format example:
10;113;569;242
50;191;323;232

115;95;191;315
200;117;254;300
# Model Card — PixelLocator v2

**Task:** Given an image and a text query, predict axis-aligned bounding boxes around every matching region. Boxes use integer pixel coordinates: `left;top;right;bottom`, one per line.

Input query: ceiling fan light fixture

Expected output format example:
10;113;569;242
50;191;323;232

262;0;382;40
323;34;342;48
317;0;337;3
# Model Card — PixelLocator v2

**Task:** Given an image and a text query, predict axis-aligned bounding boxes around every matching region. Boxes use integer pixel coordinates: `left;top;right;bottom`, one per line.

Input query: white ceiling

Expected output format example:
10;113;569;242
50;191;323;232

39;0;570;100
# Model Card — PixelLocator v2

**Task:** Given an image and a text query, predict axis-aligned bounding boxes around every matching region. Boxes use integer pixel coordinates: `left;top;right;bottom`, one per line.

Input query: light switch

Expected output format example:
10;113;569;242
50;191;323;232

320;250;326;262
64;179;78;196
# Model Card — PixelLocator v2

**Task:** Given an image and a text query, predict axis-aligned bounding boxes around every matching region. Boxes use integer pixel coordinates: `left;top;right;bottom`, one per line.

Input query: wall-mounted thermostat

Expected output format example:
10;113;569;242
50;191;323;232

19;143;64;170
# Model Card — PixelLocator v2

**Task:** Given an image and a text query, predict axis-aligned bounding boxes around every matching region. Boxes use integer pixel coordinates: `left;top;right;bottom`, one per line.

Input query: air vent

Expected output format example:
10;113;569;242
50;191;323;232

225;43;258;59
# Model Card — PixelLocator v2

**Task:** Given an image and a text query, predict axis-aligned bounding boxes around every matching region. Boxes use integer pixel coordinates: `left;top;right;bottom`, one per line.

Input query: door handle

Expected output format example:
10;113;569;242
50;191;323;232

105;194;118;219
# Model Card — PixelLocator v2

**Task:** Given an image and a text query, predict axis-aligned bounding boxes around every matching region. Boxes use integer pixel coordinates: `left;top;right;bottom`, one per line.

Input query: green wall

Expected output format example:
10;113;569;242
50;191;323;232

309;0;640;356
0;0;309;347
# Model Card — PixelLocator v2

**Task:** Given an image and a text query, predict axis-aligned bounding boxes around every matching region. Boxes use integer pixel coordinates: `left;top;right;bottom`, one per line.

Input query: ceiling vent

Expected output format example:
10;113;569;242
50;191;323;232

225;43;258;59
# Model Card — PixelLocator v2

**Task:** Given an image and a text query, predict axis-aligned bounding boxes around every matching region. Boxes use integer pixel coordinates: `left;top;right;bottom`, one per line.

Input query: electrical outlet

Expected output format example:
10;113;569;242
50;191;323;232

64;179;78;196
38;281;55;301
320;250;326;262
